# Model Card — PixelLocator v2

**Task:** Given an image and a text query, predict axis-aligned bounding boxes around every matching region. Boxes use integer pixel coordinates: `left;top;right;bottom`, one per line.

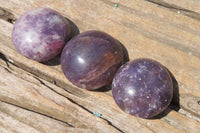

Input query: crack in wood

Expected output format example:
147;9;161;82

0;1;199;131
0;52;9;68
33;76;73;95
102;0;200;59
33;76;125;133
103;0;200;21
0;52;13;73
145;0;200;21
0;65;12;73
1;42;199;132
0;100;74;127
100;117;125;133
0;7;16;24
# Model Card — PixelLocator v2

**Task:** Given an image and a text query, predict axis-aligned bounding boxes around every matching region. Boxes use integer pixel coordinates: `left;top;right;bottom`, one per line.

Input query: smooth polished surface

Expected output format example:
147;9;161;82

61;30;124;90
112;58;173;118
12;8;70;61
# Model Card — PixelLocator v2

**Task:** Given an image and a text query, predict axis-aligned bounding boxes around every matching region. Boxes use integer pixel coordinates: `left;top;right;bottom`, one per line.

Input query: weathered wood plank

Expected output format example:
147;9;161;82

0;111;41;133
0;56;152;133
0;101;93;133
0;0;200;132
1;43;200;133
1;0;200;97
180;94;200;117
0;0;200;113
0;65;122;133
147;0;200;15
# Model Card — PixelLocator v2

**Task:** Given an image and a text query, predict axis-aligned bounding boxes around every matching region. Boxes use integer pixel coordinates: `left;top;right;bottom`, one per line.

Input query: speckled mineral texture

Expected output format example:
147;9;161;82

61;30;124;90
112;58;173;118
12;8;70;61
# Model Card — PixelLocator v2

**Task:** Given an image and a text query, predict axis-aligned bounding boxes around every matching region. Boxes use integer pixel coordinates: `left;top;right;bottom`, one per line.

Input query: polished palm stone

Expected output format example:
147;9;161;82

61;30;124;90
112;58;173;118
12;8;70;61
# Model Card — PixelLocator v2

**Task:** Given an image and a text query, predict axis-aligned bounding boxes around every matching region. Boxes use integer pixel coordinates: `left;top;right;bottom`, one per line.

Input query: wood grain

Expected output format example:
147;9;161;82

0;0;200;132
0;62;121;132
0;101;94;133
0;33;200;132
147;0;200;14
1;0;200;97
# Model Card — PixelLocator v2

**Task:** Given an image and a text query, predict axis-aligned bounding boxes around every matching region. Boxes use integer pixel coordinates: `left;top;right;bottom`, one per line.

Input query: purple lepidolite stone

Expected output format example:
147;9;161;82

12;8;70;61
112;58;173;118
61;30;124;90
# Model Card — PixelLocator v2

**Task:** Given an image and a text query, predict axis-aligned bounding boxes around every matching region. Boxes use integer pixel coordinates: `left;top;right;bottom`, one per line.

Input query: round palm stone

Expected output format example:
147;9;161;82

112;58;173;118
61;30;124;90
12;8;70;61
